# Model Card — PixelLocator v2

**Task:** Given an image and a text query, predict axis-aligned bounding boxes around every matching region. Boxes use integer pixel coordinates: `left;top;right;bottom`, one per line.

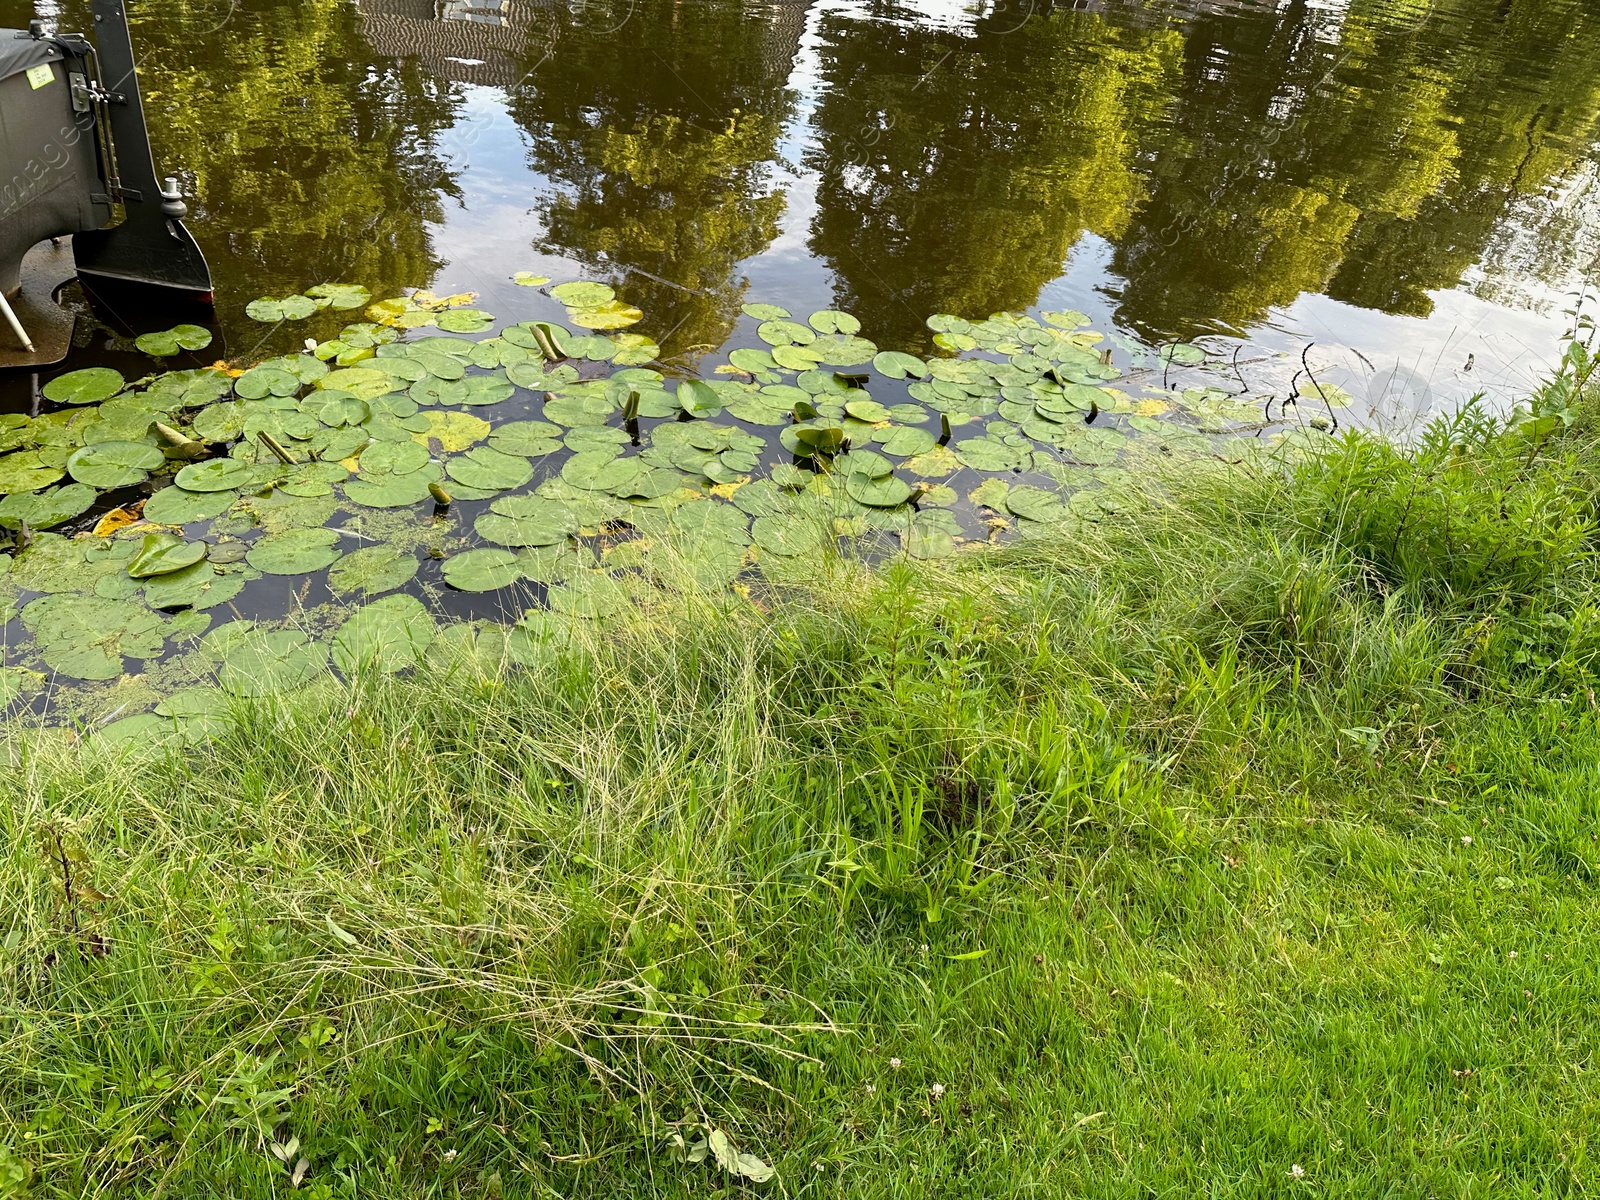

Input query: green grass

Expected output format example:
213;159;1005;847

7;396;1600;1197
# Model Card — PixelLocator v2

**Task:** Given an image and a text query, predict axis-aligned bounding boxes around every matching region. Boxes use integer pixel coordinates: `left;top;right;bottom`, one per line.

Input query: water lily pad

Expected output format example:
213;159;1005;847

677;379;722;417
741;303;790;321
475;494;579;547
569;299;643;329
332;594;437;675
42;367;124;405
20;594;166;680
173;457;254;493
0;450;65;493
562;450;639;492
1006;484;1068;522
772;343;825;371
307;282;372;310
609;332;660;365
437;308;495;333
457;374;515;407
235;365;300;400
214;626;327;696
1159;343;1206;366
875;425;937;457
751;513;828;557
446;445;533;491
548;572;632;619
757;320;816;347
342;471;437;508
319;367;393;400
0;483;94;530
812;335;878;367
359;439;431;475
66;441;164;488
489;421;564;457
135;324;213;356
127;533;207;578
953;437;1030;473
872;350;928;379
844;473;914;508
315;395;370;428
411;411;489;451
551;281;614;308
810;310;861;335
142;560;251;610
246;294;324;322
442;548;523;593
246;527;343;575
327;545;419;597
513;272;549;286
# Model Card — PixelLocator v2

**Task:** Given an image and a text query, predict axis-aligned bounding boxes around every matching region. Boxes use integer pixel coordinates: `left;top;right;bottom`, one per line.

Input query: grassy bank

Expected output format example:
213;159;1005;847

6;391;1600;1197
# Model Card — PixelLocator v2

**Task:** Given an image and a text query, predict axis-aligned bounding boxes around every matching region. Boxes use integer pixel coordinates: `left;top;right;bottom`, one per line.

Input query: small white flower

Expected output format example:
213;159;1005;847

1289;1164;1305;1179
442;1148;457;1162
864;1084;875;1095
889;1057;902;1070
929;1082;945;1099
304;338;318;353
1509;950;1518;959
1462;836;1473;846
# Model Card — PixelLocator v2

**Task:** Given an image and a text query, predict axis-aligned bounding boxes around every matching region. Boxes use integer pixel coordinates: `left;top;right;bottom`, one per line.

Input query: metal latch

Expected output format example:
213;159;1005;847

68;70;90;112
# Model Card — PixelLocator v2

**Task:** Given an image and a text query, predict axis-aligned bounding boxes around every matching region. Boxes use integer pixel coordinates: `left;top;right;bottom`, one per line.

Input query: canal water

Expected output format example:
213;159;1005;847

7;0;1600;420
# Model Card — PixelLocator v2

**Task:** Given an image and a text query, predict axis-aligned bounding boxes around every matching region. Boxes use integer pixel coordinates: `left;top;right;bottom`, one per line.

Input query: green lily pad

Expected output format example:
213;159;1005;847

246;294;324;322
20;594;166;680
757;320;816;347
359;440;430;475
442;548;523;593
140;484;235;526
812;335;878;367
135;324;213;357
411;411;490;451
246;527;343;575
343;472;436;508
175;457;258;492
316;395;370;428
127;533;208;579
0;451;65;494
677;379;722;417
332;594;437;675
872;350;928;379
875;425;938;457
42;367;124;405
844;473;914;508
772;343;825;371
235;365;301;400
489;421;564;457
550;281;614;308
410;377;468;406
1006;484;1068;522
751;513;828;557
327;545;419;597
953;437;1030;473
437;308;495;333
306;282;372;310
569;299;643;330
810;310;861;335
0;483;94;530
548;573;632;619
513;272;549;286
562;450;639;492
475;494;579;547
1159;343;1207;366
66;441;164;488
319;367;393;401
142;561;251;610
446;445;533;492
213;625;328;696
457;374;516;407
741;303;790;321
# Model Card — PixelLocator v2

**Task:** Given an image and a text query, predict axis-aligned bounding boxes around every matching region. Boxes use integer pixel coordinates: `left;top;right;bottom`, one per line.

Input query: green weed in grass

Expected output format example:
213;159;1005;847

4;394;1600;1196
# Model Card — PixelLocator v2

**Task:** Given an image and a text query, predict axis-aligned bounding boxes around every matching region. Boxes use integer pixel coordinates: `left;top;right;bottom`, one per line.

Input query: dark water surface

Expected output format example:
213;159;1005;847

7;0;1600;415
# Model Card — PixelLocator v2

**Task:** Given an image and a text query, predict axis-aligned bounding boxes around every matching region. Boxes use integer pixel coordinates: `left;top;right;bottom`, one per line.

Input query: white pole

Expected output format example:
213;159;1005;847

0;291;34;353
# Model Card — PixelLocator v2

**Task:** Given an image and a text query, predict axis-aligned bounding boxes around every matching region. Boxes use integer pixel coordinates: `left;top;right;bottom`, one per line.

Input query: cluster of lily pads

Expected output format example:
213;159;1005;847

0;278;1283;737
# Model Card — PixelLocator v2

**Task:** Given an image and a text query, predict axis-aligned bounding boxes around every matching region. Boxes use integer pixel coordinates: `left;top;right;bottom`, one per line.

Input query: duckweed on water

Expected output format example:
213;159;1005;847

0;281;1310;723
